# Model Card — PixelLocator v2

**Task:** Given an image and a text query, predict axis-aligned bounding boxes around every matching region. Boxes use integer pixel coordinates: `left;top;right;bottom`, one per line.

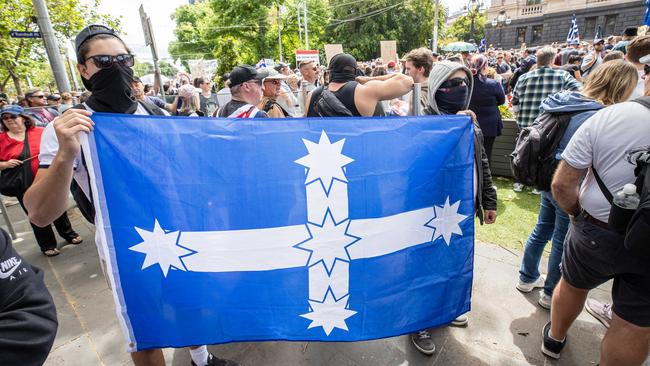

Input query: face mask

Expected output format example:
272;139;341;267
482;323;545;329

435;83;469;115
329;53;358;83
83;62;137;114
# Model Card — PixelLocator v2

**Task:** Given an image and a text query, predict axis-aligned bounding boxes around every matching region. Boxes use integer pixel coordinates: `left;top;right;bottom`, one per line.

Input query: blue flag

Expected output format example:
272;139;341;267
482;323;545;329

84;114;476;351
566;14;580;44
644;0;650;27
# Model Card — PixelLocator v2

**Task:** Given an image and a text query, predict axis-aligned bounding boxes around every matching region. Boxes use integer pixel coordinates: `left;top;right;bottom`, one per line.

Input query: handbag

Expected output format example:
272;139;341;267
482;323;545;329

0;131;33;197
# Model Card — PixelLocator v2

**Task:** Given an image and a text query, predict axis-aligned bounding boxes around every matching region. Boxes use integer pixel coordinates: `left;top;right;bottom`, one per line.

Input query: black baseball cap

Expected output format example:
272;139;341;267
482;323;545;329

623;27;638;37
75;24;122;60
229;65;269;87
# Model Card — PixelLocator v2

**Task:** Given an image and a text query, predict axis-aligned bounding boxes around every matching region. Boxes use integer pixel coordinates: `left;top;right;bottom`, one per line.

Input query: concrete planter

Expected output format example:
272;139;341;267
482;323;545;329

490;118;519;178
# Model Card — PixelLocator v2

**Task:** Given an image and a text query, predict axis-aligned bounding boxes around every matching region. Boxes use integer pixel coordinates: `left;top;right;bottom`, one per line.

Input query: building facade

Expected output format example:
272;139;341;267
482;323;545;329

485;0;647;50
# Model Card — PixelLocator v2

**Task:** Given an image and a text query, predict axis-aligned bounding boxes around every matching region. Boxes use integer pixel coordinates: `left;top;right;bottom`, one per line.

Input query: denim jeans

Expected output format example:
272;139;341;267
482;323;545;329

519;191;569;296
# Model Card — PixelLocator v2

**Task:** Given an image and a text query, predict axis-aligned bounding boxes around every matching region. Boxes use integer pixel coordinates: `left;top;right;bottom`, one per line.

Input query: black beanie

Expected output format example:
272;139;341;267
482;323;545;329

329;53;358;83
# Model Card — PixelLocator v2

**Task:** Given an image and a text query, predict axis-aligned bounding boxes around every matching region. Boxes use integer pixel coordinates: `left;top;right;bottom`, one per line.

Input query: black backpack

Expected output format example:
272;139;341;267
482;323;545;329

592;97;650;255
510;110;581;191
310;86;354;117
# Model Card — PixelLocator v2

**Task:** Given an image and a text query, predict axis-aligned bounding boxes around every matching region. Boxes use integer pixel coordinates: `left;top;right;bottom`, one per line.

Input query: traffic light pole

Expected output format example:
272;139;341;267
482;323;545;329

33;0;71;92
432;0;440;53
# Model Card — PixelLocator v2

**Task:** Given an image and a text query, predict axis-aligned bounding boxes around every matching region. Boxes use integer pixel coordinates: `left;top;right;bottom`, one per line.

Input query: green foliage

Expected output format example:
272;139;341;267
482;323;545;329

443;10;486;43
133;60;153;77
158;61;178;78
0;0;120;95
325;0;445;61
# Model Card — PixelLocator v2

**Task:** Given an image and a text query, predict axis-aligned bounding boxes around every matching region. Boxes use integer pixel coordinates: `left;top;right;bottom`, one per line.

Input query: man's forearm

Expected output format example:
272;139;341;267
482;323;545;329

552;183;581;216
24;155;75;227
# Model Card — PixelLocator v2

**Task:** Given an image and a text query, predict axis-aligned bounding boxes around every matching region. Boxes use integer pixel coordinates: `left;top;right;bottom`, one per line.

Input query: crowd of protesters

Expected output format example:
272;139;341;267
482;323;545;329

1;21;649;366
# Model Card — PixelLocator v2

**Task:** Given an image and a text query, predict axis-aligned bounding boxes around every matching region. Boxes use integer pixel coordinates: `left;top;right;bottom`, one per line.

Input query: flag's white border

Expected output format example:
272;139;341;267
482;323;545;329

81;133;138;352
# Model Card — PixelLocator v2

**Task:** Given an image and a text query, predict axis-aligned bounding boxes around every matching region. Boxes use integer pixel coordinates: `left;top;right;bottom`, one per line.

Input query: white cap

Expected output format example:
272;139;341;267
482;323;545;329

640;54;650;64
623;183;637;195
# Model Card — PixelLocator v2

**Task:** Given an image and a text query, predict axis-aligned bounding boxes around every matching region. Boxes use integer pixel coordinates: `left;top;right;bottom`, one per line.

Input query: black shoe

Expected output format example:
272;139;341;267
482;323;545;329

410;329;436;355
541;322;566;360
191;353;240;366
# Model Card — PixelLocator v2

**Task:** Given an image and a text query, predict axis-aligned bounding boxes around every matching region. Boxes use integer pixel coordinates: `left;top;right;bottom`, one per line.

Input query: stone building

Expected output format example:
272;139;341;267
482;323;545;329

485;0;647;50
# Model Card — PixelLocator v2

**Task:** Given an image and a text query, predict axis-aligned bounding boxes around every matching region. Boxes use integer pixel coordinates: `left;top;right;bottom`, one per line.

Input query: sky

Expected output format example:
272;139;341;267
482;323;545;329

88;0;474;62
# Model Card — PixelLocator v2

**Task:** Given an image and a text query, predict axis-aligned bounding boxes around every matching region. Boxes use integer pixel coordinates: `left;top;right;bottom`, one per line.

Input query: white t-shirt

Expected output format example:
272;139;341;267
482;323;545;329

561;102;650;222
39;103;152;259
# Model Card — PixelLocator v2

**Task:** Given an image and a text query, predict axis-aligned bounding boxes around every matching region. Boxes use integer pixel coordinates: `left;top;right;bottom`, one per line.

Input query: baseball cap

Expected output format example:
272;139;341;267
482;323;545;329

274;62;289;72
568;39;580;45
47;94;61;101
263;68;287;81
0;105;25;117
229;65;269;87
387;61;396;68
75;24;122;59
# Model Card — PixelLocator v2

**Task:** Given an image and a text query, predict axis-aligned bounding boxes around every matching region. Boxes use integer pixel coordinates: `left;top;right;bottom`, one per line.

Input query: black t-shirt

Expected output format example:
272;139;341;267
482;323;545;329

199;93;219;117
217;99;268;118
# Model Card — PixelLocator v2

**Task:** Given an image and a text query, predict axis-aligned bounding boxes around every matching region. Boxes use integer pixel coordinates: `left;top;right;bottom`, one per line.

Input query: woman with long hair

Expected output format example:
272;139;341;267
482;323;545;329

0;106;82;256
516;59;639;310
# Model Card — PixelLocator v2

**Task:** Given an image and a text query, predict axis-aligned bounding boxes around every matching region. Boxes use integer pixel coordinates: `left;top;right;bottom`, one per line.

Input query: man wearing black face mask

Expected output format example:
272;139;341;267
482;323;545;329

23;25;239;366
305;53;413;117
409;61;498;356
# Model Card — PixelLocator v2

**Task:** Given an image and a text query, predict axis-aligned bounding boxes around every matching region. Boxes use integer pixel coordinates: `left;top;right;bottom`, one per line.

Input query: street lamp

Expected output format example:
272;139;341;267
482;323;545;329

467;0;483;44
491;10;512;48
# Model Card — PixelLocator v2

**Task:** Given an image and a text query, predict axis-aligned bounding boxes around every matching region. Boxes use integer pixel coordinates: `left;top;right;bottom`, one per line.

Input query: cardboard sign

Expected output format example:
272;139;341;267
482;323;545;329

324;44;344;64
380;40;398;63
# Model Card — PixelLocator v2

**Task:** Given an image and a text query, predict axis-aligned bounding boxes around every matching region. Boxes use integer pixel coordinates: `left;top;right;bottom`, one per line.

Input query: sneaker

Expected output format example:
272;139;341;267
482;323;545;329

516;276;545;293
513;182;524;192
541;321;566;360
531;188;542;195
538;293;552;310
451;314;469;327
410;329;436;355
191;353;240;366
585;299;612;328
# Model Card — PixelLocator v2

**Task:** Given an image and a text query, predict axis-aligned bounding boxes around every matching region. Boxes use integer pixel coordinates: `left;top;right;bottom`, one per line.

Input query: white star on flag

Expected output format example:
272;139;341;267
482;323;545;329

296;213;358;272
130;220;192;277
426;197;468;245
300;293;357;335
295;131;354;191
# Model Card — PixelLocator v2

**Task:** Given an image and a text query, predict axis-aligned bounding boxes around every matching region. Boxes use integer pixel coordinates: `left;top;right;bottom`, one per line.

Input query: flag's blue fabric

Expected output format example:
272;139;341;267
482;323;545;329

644;0;650;27
86;114;475;351
566;14;580;43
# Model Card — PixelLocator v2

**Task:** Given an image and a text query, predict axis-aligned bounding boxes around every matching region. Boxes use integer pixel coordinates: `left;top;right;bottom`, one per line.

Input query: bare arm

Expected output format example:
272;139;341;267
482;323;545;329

356;73;414;101
24;110;94;227
551;160;587;217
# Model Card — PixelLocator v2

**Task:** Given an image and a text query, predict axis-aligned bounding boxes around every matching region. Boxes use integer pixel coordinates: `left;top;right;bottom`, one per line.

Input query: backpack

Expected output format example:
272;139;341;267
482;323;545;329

510;110;579;191
70;101;167;224
592;97;650;255
311;86;354;117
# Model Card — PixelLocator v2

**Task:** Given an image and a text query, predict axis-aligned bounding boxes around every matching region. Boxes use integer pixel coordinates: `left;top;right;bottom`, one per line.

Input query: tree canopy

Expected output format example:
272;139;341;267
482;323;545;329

169;0;447;71
0;0;120;95
443;10;486;44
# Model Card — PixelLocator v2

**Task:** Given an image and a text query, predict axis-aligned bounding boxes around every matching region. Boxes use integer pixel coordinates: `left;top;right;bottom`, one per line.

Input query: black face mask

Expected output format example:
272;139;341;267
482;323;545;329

435;83;468;115
83;62;137;114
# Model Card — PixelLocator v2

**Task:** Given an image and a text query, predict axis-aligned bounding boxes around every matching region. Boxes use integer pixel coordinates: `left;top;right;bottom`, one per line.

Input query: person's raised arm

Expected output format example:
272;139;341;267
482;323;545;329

356;73;414;101
23;109;93;227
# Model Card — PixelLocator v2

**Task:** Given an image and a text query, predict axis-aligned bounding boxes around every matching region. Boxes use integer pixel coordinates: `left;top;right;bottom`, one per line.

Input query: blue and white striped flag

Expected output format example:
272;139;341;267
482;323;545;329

566;14;580;44
594;25;603;42
83;114;476;351
644;0;650;27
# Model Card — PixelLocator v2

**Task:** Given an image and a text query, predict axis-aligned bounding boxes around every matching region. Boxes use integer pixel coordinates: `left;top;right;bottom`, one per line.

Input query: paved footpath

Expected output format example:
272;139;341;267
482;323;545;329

4;202;648;366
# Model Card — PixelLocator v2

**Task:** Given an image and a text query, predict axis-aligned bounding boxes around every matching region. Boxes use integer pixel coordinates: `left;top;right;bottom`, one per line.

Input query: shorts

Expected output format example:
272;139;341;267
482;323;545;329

561;213;650;327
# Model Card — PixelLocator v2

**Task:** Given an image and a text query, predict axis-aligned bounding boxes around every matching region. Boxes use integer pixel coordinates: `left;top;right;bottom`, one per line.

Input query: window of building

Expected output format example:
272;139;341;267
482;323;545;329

526;0;541;4
584;17;598;38
532;25;543;44
604;15;617;36
517;27;527;45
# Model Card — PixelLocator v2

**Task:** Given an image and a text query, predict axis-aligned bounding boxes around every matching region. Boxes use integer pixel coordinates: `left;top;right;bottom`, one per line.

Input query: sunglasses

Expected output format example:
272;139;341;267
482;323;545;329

83;54;135;69
265;80;281;85
1;115;18;121
30;94;45;99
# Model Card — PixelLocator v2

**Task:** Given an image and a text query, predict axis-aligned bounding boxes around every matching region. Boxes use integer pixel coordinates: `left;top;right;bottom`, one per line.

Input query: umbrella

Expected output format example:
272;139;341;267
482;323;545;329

442;42;477;53
140;73;170;85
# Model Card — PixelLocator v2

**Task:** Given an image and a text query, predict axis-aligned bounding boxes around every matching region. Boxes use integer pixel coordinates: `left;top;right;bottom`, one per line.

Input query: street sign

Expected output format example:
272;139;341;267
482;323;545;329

9;31;41;38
